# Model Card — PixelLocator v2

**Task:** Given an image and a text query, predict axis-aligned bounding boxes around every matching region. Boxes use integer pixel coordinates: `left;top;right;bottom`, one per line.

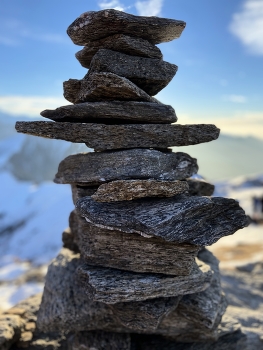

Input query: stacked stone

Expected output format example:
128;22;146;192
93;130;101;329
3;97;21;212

15;9;250;349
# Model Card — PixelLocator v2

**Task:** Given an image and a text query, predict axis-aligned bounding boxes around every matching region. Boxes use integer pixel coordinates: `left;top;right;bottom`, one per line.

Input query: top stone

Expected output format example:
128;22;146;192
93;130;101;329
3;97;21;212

67;9;186;46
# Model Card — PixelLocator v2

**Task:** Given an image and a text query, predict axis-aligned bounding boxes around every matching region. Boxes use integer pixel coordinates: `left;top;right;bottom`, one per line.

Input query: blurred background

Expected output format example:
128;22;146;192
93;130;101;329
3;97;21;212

0;0;262;311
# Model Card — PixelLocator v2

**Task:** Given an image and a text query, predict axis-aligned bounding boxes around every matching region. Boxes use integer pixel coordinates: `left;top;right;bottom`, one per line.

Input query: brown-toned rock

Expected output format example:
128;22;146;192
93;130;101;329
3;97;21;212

63;72;154;103
67;9;186;45
54;149;198;185
89;49;177;95
0;314;24;350
76;34;162;69
40;101;177;124
15;122;220;151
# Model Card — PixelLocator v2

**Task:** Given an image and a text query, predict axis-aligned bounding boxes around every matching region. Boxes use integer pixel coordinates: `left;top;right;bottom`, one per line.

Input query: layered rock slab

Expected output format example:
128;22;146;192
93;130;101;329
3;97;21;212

63;73;155;104
91;179;189;202
89;49;177;95
40;101;177;124
67;9;186;45
187;178;215;196
15;122;220;151
76;195;250;245
76;34;162;69
54;149;198;185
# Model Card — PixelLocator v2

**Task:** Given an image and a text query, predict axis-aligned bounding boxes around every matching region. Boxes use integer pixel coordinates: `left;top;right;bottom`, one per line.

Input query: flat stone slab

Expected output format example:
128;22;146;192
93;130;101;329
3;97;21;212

55;149;198;185
75;214;200;275
89;49;177;95
67;9;186;45
76;259;212;304
40;101;177;124
76;195;250;245
91;179;189;202
63;72;155;104
187;178;215;196
15;122;220;151
76;34;162;69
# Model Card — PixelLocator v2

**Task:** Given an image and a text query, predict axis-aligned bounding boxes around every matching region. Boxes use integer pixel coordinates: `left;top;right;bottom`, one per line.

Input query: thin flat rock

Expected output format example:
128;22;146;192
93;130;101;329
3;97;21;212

187;178;215;196
15;122;220;151
63;72;154;103
76;34;162;69
76;215;200;275
76;195;250;245
76;259;212;304
89;49;177;95
91;179;189;202
40;101;177;124
55;149;198;185
67;9;186;45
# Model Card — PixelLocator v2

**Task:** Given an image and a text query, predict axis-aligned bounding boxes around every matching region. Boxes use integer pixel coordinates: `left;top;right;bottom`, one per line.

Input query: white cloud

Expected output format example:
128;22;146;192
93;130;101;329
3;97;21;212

223;94;248;103
229;0;263;55
0;96;68;117
98;0;125;11
135;0;164;16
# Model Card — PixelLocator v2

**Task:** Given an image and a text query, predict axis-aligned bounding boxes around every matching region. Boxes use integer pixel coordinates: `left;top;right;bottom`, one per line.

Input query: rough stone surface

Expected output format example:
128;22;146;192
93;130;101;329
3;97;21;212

76;34;162;69
71;184;98;205
0;315;24;350
89;49;177;95
63;73;155;104
15;122;220;151
62;227;80;253
76;259;212;304
76;214;200;275
91;179;189;202
187;178;215;196
41;101;177;124
76;195;250;246
67;9;186;45
55;149;198;185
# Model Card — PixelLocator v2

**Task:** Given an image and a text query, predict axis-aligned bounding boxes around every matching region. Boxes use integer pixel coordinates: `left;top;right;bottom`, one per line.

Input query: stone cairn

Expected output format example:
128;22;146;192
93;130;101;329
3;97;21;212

14;9;250;350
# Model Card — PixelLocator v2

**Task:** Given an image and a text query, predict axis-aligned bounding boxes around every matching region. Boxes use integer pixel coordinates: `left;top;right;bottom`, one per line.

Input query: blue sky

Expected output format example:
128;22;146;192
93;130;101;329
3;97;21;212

0;0;262;138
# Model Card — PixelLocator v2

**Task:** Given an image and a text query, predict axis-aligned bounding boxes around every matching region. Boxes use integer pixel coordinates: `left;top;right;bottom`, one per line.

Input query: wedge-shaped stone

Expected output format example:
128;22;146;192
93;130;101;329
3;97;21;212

187;178;215;196
89;49;177;95
55;149;198;185
76;195;250;245
76;34;162;69
92;179;189;202
15;122;220;151
41;101;177;124
76;259;212;304
76;215;200;275
67;9;186;45
63;73;154;104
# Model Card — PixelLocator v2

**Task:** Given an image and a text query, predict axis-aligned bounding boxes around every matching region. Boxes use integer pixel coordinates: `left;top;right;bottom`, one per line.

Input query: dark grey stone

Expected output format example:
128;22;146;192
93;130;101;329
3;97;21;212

76;34;162;69
67;9;186;45
89;49;177;95
15;122;220;151
187;178;215;196
40;101;177;124
54;149;198;185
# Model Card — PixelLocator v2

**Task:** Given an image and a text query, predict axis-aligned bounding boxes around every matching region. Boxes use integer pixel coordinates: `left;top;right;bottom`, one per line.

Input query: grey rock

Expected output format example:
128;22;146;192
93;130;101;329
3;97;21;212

76;259;212;304
76;214;200;275
76;195;250;246
71;184;98;205
15;122;220;151
76;34;162;69
54;149;198;185
63;73;154;104
67;9;186;45
62;227;79;253
89;49;177;95
91;179;189;202
40;101;177;124
187;178;215;196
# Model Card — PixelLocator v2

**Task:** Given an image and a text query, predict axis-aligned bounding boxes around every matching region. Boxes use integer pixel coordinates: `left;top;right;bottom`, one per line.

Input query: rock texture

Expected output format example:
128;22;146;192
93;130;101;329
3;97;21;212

76;34;162;69
67;9;186;45
15;122;220;151
54;149;198;185
40;101;177;124
187;178;215;196
75;214;200;275
89;49;177;95
0;314;24;350
63;73;155;104
76;195;250;245
91;179;189;202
